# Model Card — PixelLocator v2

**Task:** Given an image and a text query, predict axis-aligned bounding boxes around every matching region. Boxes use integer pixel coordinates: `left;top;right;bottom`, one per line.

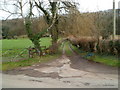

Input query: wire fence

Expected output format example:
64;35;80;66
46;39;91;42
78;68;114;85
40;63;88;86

1;48;29;62
1;45;48;62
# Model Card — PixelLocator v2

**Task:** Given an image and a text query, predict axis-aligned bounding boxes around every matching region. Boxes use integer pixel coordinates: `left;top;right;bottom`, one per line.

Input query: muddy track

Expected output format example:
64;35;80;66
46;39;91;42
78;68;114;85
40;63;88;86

2;41;118;88
3;41;118;76
67;43;118;74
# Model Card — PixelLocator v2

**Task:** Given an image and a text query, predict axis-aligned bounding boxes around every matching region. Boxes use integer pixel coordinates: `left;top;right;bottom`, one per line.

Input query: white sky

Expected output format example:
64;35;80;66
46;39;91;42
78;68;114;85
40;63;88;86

0;0;120;20
78;0;120;12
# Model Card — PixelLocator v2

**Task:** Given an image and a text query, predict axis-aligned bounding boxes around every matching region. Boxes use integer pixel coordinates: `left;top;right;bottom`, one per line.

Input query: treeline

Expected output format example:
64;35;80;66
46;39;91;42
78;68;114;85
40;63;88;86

64;9;120;56
2;17;47;39
59;9;120;39
2;9;120;39
2;19;25;39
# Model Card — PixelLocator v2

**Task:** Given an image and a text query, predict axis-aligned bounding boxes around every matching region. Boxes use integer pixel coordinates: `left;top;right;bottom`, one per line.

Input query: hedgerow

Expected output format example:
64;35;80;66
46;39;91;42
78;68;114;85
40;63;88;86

69;37;120;56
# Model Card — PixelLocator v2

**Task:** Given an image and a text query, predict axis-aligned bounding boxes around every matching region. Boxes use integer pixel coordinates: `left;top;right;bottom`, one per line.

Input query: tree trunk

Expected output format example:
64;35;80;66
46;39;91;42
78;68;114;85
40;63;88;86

25;19;43;56
50;21;59;52
32;39;43;56
47;25;59;54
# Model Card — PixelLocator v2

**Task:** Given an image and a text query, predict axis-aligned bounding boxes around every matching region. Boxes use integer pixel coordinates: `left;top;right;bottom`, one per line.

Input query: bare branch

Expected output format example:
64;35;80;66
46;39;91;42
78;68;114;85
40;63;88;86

0;8;21;15
34;0;51;24
5;14;13;20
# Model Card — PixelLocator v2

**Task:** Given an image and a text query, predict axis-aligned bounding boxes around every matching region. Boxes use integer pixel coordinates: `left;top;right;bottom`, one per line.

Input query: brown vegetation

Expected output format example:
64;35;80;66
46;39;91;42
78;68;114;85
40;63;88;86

69;36;120;56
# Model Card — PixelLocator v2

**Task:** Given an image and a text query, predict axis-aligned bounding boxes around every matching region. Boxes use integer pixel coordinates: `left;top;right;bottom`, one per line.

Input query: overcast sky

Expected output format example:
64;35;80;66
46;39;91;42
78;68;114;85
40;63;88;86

79;0;120;12
0;0;120;20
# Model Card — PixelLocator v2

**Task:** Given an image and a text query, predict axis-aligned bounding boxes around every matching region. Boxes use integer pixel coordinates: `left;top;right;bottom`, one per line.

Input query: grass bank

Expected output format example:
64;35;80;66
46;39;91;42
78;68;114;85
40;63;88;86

64;42;73;56
71;44;120;67
1;52;61;71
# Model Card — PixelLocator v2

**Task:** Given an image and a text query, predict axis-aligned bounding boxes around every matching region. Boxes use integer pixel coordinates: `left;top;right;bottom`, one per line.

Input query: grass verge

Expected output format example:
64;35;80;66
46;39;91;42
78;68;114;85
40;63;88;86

64;42;73;56
93;55;120;67
71;44;120;67
2;52;62;71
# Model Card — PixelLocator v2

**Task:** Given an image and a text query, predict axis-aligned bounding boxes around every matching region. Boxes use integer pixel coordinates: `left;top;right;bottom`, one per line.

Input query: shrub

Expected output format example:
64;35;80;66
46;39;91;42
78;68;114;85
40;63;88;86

114;40;120;56
97;40;120;55
69;37;120;56
89;41;96;52
70;37;97;52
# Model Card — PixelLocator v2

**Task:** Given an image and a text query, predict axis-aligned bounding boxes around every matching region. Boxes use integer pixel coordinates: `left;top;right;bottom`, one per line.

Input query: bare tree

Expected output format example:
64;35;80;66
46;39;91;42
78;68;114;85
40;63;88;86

34;0;78;52
1;0;78;55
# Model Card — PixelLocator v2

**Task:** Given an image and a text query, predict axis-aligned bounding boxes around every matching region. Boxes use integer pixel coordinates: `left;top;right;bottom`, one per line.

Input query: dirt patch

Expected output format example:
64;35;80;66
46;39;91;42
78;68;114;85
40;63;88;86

3;42;118;79
3;68;62;79
3;57;64;79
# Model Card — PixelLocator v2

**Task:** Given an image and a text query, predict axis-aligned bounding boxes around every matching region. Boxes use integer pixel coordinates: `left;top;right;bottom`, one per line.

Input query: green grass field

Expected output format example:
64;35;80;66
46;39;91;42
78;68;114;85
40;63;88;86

2;37;52;50
0;37;62;71
1;37;52;57
1;37;63;71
